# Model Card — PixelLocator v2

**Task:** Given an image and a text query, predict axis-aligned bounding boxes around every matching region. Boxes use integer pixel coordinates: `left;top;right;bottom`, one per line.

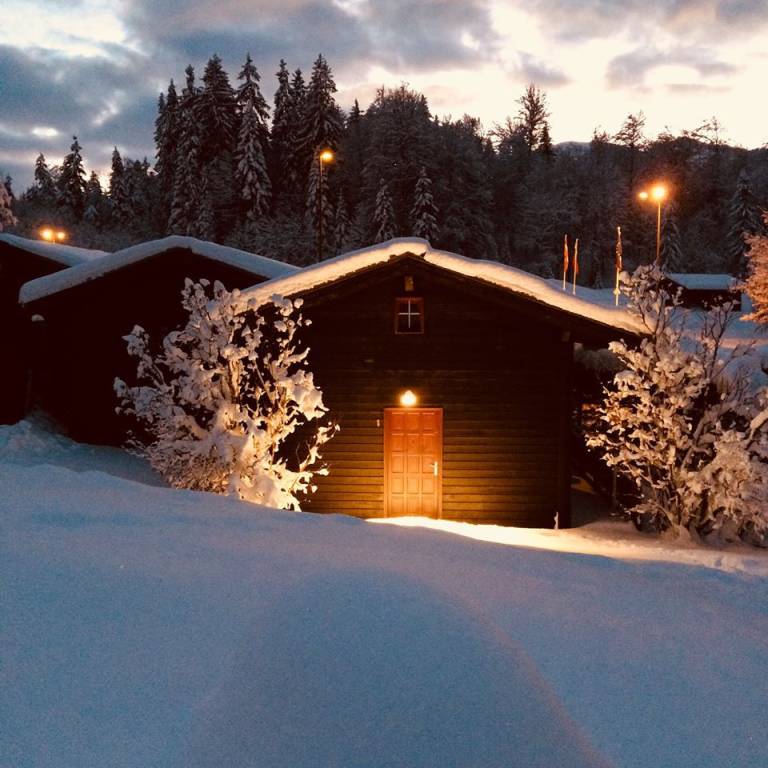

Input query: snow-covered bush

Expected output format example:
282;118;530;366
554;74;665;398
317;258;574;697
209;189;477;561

115;280;337;510
743;212;768;324
588;265;768;543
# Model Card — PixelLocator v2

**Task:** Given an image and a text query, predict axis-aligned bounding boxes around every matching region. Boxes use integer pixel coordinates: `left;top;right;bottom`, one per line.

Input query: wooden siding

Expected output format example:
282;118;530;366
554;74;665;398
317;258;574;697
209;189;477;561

23;248;272;443
299;255;573;528
0;241;69;424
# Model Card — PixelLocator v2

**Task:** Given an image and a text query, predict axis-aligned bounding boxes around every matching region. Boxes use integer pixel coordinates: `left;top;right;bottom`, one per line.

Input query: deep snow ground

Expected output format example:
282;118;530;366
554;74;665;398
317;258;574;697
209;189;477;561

2;421;767;768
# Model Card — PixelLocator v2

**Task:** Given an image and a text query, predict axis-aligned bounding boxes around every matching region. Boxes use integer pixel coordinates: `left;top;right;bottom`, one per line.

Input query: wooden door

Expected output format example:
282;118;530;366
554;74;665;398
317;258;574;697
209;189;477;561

384;408;443;517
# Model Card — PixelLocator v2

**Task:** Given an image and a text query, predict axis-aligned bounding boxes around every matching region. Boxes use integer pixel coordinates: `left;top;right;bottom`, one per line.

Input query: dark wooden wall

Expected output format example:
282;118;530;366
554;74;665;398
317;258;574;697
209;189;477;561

299;256;573;528
22;248;272;444
0;242;69;424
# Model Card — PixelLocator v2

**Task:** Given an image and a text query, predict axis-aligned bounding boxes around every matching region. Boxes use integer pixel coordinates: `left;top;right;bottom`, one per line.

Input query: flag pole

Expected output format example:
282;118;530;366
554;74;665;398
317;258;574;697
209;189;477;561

614;225;622;307
562;234;569;291
572;238;579;295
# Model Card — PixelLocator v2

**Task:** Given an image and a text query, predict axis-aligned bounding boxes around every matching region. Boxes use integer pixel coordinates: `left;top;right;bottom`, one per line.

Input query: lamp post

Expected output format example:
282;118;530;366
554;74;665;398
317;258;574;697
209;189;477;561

317;148;334;262
637;183;668;265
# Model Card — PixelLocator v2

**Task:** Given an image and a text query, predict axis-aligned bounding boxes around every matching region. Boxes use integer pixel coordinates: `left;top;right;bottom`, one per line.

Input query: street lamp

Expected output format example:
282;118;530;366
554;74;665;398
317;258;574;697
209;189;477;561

317;148;334;262
39;227;67;243
637;183;668;265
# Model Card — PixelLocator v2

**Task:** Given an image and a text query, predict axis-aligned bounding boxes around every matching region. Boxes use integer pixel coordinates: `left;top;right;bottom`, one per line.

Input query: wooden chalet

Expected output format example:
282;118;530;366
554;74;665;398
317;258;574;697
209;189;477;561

665;272;741;310
238;238;643;529
18;236;298;443
0;234;107;424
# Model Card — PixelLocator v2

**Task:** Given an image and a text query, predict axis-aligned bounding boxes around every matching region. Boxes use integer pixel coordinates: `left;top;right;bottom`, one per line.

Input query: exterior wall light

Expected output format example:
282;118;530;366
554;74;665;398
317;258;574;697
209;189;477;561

399;389;417;407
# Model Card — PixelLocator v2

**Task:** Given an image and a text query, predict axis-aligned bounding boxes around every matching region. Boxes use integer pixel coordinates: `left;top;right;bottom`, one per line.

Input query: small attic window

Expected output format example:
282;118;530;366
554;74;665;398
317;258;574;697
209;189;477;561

394;297;424;334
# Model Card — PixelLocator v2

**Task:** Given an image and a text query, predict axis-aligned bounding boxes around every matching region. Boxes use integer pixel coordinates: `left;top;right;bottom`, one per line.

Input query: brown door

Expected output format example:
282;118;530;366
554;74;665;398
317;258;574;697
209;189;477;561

384;408;443;517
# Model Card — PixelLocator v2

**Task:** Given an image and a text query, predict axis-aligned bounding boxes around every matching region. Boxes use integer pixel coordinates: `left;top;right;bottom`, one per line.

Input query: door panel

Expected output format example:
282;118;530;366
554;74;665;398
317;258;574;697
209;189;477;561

384;408;443;518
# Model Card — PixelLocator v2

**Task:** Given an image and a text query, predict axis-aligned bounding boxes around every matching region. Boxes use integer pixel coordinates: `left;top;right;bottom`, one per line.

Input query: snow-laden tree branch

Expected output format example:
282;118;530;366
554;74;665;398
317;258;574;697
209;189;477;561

588;265;768;543
115;280;337;510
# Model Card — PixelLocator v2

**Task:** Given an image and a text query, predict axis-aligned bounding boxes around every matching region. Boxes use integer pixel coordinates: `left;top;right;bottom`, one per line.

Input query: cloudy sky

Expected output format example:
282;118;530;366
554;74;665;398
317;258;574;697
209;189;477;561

1;0;767;189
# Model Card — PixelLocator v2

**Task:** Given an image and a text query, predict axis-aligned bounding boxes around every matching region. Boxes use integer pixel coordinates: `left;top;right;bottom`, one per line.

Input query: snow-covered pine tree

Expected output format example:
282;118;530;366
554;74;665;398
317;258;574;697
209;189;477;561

115;281;337;509
300;55;343;207
83;171;104;223
660;202;684;272
0;177;16;231
270;59;294;207
588;264;768;541
154;80;179;222
743;213;768;324
410;166;439;242
333;192;351;254
235;96;272;222
236;53;270;147
516;84;549;155
373;177;395;242
195;173;216;241
725;170;763;277
168;67;203;235
32;154;56;203
108;147;131;223
57;136;87;220
196;54;238;237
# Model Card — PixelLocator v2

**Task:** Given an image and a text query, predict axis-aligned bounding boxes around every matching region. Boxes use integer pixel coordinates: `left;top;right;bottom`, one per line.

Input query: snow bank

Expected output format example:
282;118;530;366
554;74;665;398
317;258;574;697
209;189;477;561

237;238;646;335
0;232;107;267
19;235;298;304
3;421;768;768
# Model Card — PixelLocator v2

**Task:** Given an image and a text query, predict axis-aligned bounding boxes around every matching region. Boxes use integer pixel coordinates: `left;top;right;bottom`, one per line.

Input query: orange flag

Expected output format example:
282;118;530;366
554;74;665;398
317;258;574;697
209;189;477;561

562;234;569;290
615;226;623;272
572;238;579;294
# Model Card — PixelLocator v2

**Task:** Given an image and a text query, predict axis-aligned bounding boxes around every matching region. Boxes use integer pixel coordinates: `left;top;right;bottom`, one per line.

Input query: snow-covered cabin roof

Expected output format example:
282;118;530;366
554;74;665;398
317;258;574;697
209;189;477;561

0;233;107;268
667;273;737;291
236;237;646;335
19;235;298;305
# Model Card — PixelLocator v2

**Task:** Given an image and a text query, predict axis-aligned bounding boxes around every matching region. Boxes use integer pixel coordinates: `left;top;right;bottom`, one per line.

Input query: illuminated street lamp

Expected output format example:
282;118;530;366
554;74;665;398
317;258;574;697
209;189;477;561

317;148;334;263
637;183;668;264
39;227;67;243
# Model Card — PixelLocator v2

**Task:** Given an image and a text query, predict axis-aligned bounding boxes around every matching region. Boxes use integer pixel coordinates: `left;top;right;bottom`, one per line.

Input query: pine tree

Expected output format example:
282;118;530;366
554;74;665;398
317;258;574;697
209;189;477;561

109;147;131;222
725;170;763;276
373;177;395;242
33;153;56;203
4;175;13;201
516;84;549;155
196;174;216;241
155;80;179;221
58;136;87;219
333;192;351;253
271;59;294;206
300;54;343;176
410;166;439;241
0;179;16;231
660;203;684;272
196;54;238;237
83;171;104;223
236;53;270;145
614;112;646;192
236;96;272;221
169;66;203;235
538;121;554;160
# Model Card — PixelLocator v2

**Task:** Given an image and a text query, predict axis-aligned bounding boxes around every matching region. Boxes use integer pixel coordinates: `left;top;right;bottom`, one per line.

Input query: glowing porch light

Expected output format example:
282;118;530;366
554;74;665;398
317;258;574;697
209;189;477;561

399;389;418;407
55;230;67;242
39;227;55;242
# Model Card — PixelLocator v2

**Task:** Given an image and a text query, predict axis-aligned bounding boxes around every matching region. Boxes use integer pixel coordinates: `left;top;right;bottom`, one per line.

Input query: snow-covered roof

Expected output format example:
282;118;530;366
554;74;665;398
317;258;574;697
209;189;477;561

237;237;646;335
667;273;737;291
19;235;298;305
0;232;108;268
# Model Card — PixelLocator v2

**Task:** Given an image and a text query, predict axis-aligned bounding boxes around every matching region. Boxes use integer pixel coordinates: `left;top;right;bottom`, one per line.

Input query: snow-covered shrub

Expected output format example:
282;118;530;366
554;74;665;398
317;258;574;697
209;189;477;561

743;212;768;324
588;265;768;543
115;280;337;510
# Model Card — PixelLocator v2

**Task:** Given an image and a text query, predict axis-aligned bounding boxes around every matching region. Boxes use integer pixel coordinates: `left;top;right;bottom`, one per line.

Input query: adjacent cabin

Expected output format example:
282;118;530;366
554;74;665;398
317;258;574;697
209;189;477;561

237;238;643;528
0;234;107;423
19;236;298;443
666;272;741;310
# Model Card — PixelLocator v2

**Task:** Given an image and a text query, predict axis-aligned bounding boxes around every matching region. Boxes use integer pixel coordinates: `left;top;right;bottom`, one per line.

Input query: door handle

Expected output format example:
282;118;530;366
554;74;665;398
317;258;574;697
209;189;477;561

433;461;438;476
